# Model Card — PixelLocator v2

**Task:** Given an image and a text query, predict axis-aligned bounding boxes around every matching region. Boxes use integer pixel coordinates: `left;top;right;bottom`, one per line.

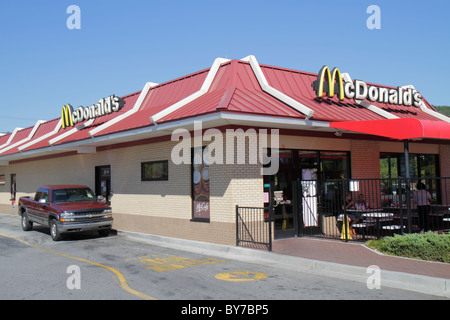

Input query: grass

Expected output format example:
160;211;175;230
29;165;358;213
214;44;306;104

366;232;450;263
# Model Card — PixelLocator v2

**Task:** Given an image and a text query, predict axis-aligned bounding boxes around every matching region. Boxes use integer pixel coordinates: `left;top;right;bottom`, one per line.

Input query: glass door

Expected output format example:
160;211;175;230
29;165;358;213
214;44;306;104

10;174;16;201
297;151;320;234
95;165;111;205
264;150;297;239
264;149;350;238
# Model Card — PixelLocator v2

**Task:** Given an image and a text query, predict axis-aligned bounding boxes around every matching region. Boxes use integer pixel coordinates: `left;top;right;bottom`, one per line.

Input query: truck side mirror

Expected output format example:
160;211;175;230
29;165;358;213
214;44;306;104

39;198;48;204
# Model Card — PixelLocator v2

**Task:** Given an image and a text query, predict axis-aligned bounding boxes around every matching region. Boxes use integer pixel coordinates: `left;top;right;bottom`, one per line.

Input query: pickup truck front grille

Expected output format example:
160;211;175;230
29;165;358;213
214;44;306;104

62;210;112;224
72;210;105;216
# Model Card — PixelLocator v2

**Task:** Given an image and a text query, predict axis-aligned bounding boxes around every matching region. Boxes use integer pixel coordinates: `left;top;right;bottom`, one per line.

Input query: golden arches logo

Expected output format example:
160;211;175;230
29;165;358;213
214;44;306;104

312;66;345;101
61;104;74;129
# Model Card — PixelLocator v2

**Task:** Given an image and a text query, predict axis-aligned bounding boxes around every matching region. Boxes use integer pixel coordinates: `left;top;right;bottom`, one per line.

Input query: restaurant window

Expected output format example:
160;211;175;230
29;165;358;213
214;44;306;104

380;153;439;180
319;151;350;180
380;153;440;202
141;160;169;181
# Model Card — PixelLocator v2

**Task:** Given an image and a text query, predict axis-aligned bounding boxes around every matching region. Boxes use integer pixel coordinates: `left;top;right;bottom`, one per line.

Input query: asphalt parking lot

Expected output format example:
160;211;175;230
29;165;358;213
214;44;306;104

0;213;446;304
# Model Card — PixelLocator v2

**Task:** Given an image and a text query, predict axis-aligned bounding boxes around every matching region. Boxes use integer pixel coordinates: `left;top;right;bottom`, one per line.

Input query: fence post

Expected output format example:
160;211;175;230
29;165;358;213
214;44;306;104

343;178;349;242
268;205;273;251
236;205;239;247
405;178;412;234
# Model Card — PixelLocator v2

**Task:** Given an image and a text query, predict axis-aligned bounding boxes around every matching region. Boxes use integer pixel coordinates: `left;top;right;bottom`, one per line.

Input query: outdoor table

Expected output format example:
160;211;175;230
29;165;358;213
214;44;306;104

345;208;379;214
338;208;380;221
362;212;394;239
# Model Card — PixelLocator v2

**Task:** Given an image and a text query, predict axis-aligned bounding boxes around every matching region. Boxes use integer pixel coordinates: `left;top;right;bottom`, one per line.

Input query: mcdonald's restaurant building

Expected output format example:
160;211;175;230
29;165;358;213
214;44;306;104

1;55;450;245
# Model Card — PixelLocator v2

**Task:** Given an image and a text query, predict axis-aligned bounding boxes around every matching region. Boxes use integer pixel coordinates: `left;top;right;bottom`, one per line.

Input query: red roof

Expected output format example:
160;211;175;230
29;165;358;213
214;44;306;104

260;64;439;122
1;57;449;159
93;67;210;137
51;90;142;146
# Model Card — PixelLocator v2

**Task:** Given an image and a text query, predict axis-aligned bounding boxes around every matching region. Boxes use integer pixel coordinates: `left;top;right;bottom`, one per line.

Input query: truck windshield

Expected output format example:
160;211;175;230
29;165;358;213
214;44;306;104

52;188;96;203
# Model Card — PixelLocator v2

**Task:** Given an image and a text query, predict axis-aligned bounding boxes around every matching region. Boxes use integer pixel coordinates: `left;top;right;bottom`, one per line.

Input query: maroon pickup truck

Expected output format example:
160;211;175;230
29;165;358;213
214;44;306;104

18;185;113;241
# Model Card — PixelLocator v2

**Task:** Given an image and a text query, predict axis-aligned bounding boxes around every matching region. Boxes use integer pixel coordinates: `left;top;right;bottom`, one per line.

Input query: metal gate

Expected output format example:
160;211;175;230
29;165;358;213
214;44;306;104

297;179;351;238
298;179;321;236
236;205;272;251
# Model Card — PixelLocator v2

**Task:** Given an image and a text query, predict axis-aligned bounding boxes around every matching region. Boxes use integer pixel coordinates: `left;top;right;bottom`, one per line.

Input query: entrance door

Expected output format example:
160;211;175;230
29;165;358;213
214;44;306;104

95;165;111;205
264;149;350;239
300;171;319;229
298;151;350;237
297;151;320;235
264;150;298;239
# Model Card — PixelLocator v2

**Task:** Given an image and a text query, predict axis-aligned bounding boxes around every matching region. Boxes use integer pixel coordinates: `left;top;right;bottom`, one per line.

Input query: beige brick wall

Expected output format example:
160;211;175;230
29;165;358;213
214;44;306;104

0;136;265;245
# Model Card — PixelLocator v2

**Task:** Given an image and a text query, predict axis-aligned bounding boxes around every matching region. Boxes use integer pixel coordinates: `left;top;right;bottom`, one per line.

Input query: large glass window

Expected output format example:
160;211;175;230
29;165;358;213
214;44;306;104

380;152;440;203
380;153;439;179
320;151;349;180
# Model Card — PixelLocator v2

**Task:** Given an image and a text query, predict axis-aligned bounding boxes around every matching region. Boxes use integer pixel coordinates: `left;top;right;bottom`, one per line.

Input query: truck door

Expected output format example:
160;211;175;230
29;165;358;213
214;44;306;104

35;188;50;224
26;187;43;222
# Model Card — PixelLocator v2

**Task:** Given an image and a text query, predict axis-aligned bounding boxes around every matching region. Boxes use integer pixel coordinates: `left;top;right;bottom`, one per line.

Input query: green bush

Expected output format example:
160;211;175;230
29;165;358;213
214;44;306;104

367;232;450;263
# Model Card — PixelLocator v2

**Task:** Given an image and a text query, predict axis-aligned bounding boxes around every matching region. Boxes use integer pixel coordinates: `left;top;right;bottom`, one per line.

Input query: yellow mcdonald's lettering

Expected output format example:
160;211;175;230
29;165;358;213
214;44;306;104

314;66;345;101
313;65;423;107
61;104;74;129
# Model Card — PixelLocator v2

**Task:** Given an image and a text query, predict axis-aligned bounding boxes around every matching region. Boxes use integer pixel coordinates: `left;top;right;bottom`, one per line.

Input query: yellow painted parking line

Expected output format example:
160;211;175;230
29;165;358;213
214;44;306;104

215;271;268;282
0;232;156;300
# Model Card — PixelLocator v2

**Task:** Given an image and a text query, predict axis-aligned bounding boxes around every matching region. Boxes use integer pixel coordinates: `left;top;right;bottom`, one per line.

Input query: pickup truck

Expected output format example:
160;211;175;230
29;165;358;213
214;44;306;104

18;185;113;241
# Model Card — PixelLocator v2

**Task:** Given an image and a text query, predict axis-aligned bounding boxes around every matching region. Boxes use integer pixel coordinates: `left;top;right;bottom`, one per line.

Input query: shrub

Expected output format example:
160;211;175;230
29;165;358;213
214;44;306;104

367;232;450;263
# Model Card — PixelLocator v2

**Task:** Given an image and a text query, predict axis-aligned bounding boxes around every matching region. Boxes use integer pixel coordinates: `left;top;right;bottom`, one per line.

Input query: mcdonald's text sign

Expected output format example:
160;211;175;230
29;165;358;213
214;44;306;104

61;95;124;129
312;66;423;107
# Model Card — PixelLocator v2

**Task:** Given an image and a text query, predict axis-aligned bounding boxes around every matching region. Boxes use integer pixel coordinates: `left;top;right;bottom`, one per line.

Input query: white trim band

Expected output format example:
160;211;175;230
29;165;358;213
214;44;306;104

242;55;314;120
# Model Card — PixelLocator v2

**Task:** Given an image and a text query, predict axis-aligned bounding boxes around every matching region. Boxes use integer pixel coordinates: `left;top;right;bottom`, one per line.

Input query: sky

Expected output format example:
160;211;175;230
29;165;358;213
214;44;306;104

0;0;449;133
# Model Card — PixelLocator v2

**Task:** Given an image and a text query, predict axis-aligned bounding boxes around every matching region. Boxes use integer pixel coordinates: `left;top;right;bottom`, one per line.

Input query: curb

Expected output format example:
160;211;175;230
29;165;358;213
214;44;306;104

118;230;450;299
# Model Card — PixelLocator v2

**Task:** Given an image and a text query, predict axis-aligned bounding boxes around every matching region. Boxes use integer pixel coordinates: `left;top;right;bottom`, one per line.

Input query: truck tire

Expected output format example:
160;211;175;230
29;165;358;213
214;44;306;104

50;219;62;241
98;228;111;237
21;211;33;231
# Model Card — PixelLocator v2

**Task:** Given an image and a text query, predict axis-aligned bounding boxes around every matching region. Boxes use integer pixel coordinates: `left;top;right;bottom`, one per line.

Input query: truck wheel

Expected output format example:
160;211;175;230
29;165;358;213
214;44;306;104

98;228;111;237
50;219;62;241
21;212;33;231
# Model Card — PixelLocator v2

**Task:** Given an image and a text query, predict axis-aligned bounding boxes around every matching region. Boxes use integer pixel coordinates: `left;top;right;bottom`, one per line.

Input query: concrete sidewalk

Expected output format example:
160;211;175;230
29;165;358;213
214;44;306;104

120;231;450;298
272;237;450;279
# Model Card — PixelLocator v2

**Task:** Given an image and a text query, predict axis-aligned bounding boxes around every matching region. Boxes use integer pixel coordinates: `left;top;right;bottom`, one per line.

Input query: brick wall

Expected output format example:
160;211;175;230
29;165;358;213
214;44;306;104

350;139;381;179
439;145;450;177
350;139;381;207
0;135;265;245
439;144;450;203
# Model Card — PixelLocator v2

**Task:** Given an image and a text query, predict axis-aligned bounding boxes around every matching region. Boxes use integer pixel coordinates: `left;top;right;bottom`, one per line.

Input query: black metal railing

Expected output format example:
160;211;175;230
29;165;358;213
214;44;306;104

236;205;272;251
303;177;450;241
236;177;450;248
